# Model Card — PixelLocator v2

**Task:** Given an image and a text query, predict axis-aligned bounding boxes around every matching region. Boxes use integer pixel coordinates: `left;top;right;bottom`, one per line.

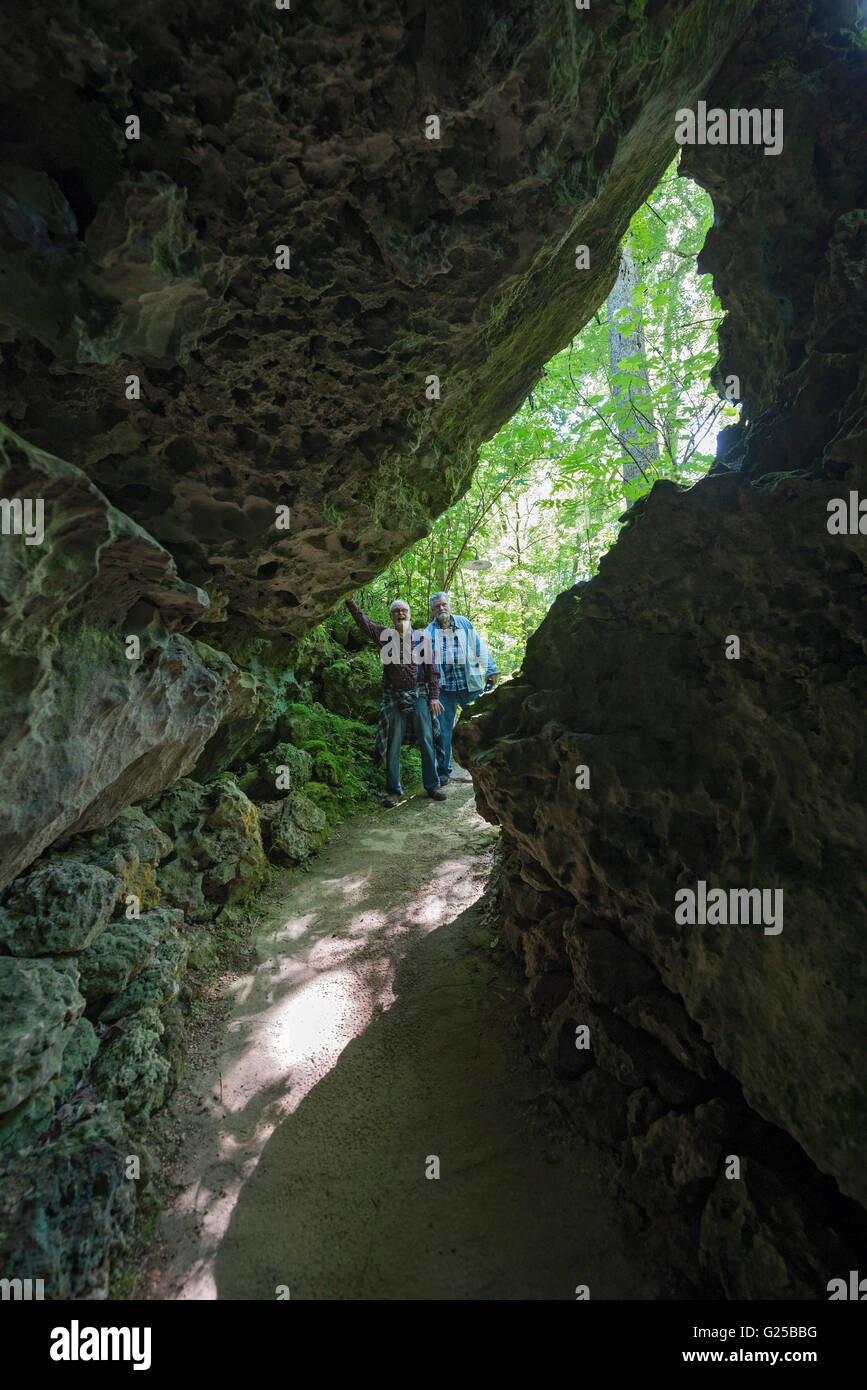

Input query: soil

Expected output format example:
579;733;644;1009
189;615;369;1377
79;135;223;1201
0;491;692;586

137;771;659;1300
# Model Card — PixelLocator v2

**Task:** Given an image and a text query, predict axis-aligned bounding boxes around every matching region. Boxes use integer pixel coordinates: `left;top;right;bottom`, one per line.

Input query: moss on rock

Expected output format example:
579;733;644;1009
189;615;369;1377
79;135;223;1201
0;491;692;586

268;792;328;864
98;934;190;1023
236;740;314;800
146;778;267;922
66;806;173;913
0;1082;57;1161
320;650;381;720
75;907;182;1002
0;970;96;1158
54;1016;99;1106
0;860;119;956
0;1103;135;1298
91;1007;171;1119
0;958;85;1114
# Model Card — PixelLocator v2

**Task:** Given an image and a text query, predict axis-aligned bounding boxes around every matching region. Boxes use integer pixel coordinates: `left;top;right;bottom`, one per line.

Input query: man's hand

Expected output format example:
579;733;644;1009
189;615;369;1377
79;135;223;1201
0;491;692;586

486;673;500;689
430;699;443;717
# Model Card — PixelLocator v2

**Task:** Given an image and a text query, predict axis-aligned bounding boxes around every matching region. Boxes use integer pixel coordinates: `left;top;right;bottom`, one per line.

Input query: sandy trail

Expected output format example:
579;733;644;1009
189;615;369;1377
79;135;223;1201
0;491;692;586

139;773;656;1300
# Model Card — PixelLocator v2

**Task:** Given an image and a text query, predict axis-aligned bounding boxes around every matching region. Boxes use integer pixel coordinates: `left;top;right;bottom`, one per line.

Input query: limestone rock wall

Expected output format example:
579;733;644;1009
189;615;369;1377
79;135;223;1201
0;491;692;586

459;462;867;1294
457;0;867;1297
679;0;867;487
0;784;267;1295
0;423;253;890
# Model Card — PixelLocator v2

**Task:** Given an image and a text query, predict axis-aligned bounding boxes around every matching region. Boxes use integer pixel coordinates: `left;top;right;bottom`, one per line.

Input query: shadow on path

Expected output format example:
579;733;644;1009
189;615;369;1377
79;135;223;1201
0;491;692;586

141;778;657;1300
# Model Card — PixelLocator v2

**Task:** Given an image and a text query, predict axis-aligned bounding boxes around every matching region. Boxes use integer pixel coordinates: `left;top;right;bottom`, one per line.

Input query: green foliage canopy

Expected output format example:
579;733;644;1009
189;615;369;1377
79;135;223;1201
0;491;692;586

355;161;739;677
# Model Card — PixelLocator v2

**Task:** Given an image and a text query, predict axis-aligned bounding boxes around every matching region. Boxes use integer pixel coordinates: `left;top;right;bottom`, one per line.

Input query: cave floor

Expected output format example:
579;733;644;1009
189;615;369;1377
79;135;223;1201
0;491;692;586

138;772;659;1300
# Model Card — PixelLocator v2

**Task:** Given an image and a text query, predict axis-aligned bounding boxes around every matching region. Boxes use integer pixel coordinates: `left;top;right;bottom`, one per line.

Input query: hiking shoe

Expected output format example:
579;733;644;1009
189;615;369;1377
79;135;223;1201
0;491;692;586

427;788;447;801
380;795;399;808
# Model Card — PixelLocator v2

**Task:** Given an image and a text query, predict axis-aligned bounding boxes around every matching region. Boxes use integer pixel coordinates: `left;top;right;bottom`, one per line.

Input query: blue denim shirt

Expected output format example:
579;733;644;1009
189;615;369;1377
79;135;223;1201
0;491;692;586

424;614;497;693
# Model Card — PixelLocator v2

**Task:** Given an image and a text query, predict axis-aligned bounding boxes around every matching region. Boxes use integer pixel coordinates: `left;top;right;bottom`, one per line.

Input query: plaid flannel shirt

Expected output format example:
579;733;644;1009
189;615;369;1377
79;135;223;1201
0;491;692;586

426;615;497;694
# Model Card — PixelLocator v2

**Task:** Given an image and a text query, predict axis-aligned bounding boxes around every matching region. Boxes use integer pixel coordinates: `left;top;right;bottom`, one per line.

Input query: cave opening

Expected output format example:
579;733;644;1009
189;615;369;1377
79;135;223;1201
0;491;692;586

352;159;739;680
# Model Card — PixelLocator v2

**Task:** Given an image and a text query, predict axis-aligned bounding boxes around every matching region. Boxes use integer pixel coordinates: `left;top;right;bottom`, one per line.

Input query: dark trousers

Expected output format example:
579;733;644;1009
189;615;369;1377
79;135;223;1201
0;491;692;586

437;689;481;778
386;690;439;793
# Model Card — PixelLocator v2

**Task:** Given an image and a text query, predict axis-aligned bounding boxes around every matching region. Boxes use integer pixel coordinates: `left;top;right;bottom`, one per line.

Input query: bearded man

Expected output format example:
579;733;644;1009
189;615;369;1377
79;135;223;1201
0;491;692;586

424;592;498;785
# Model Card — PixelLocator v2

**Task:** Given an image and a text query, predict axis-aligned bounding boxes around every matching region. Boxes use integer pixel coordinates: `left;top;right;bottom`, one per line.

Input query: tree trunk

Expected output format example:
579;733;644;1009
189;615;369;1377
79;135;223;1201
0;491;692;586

606;243;661;502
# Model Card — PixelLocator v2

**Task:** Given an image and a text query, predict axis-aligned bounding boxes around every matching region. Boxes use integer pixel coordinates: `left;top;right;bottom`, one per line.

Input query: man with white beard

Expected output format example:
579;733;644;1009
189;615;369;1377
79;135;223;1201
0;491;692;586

346;597;446;807
425;592;498;785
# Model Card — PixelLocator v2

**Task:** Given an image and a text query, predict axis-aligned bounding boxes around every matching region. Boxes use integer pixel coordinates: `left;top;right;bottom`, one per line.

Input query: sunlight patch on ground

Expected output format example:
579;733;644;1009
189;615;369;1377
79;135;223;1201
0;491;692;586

338;874;371;899
151;797;491;1299
272;910;319;942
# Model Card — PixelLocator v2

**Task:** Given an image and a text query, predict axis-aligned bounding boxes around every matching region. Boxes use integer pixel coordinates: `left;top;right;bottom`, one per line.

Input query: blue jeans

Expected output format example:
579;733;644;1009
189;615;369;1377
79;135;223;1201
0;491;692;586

386;690;440;794
437;689;481;779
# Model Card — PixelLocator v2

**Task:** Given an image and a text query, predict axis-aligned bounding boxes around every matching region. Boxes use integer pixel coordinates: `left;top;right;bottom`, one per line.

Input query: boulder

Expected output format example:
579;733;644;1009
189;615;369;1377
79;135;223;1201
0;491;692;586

0;1083;57;1162
98;934;190;1022
0;425;241;893
0;958;85;1114
236;740;314;801
460;461;867;1209
0;1104;135;1299
320;652;381;721
0;859;118;956
90;1007;171;1118
74;907;183;1002
269;790;328;864
53;1016;100;1106
63;806;174;913
146;778;267;921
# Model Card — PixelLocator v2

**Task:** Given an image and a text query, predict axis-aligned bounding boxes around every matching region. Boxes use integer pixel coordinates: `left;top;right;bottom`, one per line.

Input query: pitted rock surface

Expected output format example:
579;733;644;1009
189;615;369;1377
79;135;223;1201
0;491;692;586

0;0;760;640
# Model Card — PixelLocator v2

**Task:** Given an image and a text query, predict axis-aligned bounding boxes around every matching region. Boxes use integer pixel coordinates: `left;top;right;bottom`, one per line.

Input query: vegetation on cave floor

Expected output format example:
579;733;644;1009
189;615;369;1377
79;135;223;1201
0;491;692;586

353;156;740;678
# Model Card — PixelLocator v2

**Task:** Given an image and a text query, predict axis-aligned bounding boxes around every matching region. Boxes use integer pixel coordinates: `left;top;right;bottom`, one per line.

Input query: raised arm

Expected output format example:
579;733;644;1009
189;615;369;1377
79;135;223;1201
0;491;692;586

346;598;386;643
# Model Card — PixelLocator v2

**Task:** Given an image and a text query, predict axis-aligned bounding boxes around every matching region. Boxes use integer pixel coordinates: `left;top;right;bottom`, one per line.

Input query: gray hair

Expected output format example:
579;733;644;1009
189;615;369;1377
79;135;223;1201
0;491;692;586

430;591;450;609
389;598;409;613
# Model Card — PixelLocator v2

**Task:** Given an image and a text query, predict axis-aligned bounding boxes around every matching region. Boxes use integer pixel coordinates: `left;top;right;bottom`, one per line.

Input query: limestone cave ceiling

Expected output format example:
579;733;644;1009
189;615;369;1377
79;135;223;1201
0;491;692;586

0;0;764;640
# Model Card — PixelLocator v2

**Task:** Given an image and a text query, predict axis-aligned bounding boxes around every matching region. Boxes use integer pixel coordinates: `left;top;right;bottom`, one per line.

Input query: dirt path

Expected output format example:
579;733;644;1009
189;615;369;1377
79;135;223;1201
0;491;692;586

139;772;657;1300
